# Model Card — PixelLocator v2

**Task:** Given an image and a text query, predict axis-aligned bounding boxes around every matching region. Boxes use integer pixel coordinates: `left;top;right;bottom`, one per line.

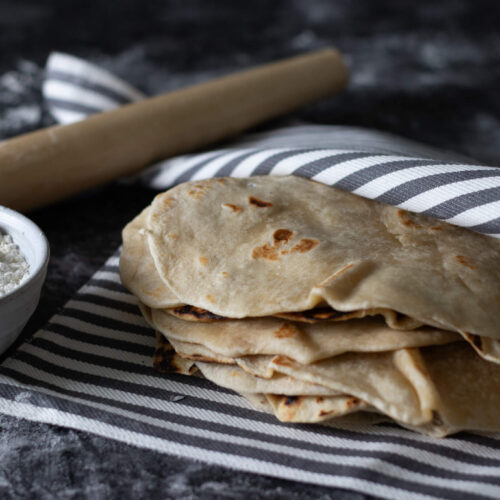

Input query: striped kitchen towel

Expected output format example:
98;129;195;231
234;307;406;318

0;51;499;500
42;52;500;238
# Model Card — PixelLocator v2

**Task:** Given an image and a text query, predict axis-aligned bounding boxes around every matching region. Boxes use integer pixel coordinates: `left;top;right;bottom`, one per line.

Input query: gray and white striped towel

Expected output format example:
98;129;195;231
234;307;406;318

0;52;499;500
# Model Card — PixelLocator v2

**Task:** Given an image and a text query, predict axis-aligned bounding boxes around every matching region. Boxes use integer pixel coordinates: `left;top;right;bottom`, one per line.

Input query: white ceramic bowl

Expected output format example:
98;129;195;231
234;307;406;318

0;206;49;355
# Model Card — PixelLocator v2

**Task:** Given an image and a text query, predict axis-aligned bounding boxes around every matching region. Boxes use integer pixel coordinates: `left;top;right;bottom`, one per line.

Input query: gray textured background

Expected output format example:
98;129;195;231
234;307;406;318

0;1;499;498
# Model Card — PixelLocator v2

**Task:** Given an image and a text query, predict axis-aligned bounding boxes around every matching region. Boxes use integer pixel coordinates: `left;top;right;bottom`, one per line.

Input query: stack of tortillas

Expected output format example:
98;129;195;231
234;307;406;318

119;176;500;437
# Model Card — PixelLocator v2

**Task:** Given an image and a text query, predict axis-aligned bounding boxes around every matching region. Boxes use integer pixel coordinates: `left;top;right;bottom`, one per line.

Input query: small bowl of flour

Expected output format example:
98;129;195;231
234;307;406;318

0;206;49;355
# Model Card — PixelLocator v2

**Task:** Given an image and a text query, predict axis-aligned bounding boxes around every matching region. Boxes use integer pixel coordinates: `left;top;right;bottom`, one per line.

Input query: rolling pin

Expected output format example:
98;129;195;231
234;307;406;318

0;48;348;212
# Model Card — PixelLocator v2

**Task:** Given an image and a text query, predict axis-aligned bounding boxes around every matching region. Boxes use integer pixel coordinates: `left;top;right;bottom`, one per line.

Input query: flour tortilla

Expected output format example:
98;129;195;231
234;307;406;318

120;208;181;308
265;394;369;423
147;176;500;340
195;361;338;396
150;307;460;365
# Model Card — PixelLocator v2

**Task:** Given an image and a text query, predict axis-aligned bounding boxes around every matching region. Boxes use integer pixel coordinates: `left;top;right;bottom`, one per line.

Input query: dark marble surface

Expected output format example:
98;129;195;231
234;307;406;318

0;1;499;498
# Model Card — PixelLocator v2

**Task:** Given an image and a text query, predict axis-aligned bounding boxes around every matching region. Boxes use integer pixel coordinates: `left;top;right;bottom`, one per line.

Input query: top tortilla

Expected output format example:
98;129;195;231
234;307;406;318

147;176;500;340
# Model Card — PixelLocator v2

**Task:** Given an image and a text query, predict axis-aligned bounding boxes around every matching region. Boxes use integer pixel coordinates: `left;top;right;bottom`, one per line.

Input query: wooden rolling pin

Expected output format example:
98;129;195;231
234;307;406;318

0;48;348;212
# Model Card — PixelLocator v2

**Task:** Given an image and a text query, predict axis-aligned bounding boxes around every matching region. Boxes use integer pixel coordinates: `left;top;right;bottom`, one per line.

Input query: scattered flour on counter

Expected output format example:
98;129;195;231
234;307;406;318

0;232;30;297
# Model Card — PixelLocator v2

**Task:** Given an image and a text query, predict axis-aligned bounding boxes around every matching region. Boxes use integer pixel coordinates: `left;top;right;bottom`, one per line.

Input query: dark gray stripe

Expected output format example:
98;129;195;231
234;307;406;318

0;381;493;499
174;151;236;184
59;307;152;336
466;216;500;234
44;323;154;356
377;170;500;205
0;375;498;490
334;159;448;192
214;150;263;177
14;335;500;467
45;70;135;105
422;186;500;219
293;152;374;177
73;292;140;315
46;97;104;115
251;149;316;175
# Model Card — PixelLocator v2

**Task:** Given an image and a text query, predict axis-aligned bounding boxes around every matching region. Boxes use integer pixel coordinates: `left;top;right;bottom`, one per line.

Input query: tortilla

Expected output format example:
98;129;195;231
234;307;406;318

265;394;369;423
150;307;460;365
120;208;182;309
166;304;424;329
146;176;500;340
195;361;338;396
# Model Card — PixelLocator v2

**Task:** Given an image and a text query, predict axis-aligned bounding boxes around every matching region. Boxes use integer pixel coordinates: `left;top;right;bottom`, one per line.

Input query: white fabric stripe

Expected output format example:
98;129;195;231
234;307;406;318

18;329;500;463
230;148;294;177
269;149;360;175
66;300;144;324
5;354;500;482
398;177;500;213
353;164;495;199
48;108;87;124
0;397;434;500
47;52;145;101
189;149;258;180
49;315;154;347
39;330;152;366
147;151;224;189
92;270;122;283
311;155;419;184
79;285;138;304
446;199;500;227
43;80;120;110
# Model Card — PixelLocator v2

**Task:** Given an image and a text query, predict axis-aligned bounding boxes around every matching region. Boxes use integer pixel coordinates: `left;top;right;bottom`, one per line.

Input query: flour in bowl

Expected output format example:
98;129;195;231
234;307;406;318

0;232;29;296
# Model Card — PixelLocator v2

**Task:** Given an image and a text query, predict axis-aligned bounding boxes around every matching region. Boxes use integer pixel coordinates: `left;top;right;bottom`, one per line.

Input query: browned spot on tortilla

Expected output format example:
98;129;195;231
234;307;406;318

273;229;294;243
177;352;234;364
432;410;444;427
456;255;476;269
169;305;226;322
316;397;324;403
162;197;173;207
169;233;178;239
346;397;360;409
274;323;298;338
281;250;288;255
290;238;319;253
222;203;242;213
319;264;355;287
153;335;196;375
284;396;299;406
249;196;273;207
198;256;208;266
318;410;335;417
252;243;280;261
222;271;229;278
397;209;423;228
430;226;443;231
188;184;209;199
216;178;227;184
277;307;351;322
273;355;294;367
464;332;483;350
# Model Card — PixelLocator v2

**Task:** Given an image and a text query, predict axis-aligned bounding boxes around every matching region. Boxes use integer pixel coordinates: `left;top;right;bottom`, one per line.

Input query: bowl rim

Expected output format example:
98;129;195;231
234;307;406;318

0;205;50;303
